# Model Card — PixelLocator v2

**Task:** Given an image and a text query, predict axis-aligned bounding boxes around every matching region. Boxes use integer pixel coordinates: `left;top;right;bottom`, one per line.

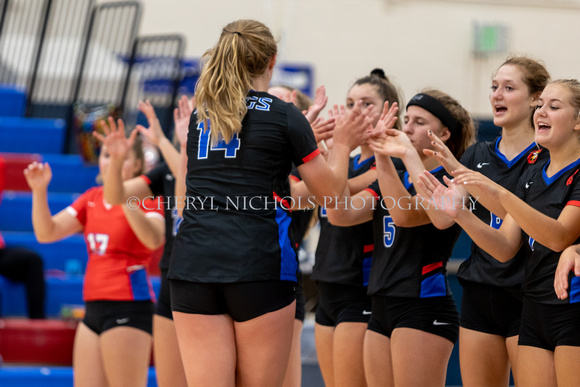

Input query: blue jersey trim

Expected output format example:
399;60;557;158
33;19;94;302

569;276;580;303
403;165;444;191
494;137;537;168
275;208;298;282
362;256;372;287
353;154;375;171
420;272;447;298
541;158;580;186
129;268;151;301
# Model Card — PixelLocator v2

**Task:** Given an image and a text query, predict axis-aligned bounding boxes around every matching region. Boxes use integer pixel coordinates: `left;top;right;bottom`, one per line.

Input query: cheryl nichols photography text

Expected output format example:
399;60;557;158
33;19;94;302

126;195;480;212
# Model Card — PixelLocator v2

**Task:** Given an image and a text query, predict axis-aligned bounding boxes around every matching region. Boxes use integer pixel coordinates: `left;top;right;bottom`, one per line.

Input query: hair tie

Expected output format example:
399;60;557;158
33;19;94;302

233;31;241;36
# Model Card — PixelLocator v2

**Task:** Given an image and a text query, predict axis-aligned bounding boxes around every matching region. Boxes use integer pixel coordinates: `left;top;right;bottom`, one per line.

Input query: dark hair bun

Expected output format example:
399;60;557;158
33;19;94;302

370;68;387;80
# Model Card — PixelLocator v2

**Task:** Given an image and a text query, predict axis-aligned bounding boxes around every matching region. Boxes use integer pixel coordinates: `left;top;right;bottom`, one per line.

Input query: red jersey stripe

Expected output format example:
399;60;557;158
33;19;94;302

273;191;292;212
567;200;580;208
302;149;321;164
422;261;443;275
139;174;152;186
365;188;379;199
363;244;374;253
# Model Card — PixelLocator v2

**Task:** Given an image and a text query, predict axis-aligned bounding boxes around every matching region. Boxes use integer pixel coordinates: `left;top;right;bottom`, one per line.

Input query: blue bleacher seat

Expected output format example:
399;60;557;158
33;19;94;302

0;366;159;387
0;87;26;117
41;154;99;193
0;192;79;232
0;117;66;154
0;274;161;318
2;232;87;274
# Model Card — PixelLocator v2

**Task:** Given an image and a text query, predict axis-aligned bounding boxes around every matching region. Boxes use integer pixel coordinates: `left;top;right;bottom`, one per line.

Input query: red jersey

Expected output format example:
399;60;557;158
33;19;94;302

67;187;164;301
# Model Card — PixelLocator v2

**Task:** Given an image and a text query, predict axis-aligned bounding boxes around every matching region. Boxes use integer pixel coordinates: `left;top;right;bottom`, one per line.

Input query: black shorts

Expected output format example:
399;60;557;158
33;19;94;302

83;300;154;335
295;281;305;322
155;268;173;320
169;279;296;323
460;281;522;337
518;297;580;350
315;281;372;327
367;295;459;344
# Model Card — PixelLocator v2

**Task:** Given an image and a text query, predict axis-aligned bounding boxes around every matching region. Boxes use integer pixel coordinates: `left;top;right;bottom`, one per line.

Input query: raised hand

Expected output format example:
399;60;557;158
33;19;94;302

311;116;335;143
368;102;409;157
305;85;328;123
173;95;195;147
452;168;505;201
24;162;52;191
93;116;137;162
423;130;464;174
332;101;375;151
417;171;466;219
371;101;399;135
135;100;166;146
554;245;580;300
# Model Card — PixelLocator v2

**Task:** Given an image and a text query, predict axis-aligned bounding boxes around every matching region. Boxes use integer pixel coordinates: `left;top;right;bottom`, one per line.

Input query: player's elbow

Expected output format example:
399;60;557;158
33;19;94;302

432;218;455;230
327;210;356;227
145;235;165;250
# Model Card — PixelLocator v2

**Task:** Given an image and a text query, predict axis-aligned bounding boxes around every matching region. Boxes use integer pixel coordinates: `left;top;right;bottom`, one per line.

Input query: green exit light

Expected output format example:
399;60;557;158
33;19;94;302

474;23;507;54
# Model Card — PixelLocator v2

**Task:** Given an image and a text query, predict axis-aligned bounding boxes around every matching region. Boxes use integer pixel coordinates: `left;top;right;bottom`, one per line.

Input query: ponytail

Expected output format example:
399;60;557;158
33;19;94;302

195;20;277;145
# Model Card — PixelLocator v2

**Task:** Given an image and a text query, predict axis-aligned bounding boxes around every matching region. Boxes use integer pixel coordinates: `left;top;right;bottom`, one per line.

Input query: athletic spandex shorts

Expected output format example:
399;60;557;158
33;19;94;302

83;300;153;335
367;294;459;344
170;279;296;323
460;280;522;337
315;281;372;326
518;297;580;350
155;268;173;320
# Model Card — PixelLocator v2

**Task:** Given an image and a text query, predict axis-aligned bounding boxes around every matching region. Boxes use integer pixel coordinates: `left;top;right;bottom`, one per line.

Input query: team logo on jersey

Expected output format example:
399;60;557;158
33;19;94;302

527;149;541;164
567;169;579;186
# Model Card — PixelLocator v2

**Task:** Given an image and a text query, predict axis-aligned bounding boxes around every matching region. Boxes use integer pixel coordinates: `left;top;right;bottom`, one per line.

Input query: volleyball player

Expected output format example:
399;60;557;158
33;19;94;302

268;84;324;387
168;19;375;387
420;79;580;386
97;97;192;387
24;132;164;387
309;69;401;387
424;56;550;386
327;90;475;387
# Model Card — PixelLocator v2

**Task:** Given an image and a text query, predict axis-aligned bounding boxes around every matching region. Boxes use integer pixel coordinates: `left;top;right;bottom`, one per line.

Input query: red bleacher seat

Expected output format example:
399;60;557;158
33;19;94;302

0;153;42;191
0;319;77;365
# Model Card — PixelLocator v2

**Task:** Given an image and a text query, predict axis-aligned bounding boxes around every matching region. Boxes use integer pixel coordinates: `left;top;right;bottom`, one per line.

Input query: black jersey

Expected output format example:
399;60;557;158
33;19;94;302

289;167;315;247
516;158;580;305
457;137;548;289
169;91;319;283
311;155;376;286
367;166;461;298
143;161;179;270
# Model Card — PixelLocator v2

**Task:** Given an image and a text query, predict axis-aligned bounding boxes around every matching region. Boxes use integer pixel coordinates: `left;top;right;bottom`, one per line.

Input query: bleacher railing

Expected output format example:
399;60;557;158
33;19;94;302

124;34;185;136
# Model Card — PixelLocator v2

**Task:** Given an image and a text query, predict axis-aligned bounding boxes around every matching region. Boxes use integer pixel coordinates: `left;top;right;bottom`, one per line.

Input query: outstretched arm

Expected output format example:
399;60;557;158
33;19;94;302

418;170;522;261
326;187;376;227
94;117;139;206
122;203;165;250
24;162;83;242
454;169;580;252
425;131;506;218
298;101;376;207
368;102;442;227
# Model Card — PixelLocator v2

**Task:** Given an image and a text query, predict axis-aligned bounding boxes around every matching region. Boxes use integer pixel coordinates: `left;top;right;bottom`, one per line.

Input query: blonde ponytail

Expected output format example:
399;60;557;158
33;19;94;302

195;20;277;145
